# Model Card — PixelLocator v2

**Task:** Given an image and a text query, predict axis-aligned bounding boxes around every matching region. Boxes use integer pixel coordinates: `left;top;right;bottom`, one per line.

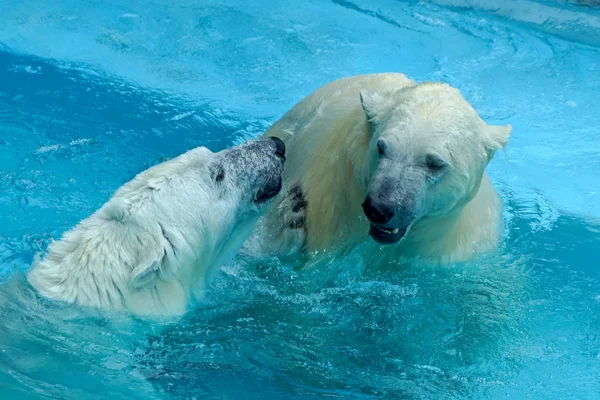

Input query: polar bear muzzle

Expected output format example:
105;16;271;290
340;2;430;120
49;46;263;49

362;193;411;245
255;137;285;204
361;161;426;245
213;136;286;207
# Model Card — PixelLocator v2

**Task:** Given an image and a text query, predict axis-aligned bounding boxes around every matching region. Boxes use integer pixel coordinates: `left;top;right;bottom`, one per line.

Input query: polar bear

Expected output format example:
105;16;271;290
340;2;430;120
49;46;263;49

246;73;511;264
27;137;286;317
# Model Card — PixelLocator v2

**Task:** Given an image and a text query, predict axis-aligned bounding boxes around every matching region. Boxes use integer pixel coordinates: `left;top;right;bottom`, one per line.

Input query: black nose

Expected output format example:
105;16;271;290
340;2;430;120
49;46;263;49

269;136;286;157
362;196;394;225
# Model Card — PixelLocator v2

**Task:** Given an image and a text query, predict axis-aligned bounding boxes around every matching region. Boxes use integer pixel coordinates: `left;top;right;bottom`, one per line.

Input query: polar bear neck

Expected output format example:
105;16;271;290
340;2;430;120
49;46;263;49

300;108;373;251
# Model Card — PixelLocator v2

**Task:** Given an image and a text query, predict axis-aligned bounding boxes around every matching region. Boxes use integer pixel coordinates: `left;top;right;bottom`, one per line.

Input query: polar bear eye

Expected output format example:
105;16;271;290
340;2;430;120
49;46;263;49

210;164;226;183
377;139;387;157
425;154;448;172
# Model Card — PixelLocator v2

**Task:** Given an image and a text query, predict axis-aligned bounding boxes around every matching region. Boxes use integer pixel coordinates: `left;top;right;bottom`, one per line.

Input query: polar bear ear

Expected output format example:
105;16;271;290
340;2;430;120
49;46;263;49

130;258;166;290
484;124;512;160
360;90;391;125
130;226;178;290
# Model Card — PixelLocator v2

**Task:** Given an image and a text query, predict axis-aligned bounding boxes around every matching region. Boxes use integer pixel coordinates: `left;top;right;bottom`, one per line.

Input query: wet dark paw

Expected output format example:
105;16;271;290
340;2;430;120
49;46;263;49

290;185;308;211
263;183;307;256
288;216;305;229
285;184;307;229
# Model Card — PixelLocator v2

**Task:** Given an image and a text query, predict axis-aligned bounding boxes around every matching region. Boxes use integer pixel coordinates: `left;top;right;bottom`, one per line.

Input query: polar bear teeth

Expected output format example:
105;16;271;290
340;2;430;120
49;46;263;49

380;227;400;235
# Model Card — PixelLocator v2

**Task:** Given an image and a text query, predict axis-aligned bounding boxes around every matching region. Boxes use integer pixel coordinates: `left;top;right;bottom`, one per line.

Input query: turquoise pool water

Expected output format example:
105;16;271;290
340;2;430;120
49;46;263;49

1;0;599;398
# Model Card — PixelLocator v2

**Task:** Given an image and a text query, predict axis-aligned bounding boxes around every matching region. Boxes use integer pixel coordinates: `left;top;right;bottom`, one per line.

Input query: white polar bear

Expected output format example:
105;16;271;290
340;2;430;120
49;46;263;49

27;137;286;317
246;73;511;264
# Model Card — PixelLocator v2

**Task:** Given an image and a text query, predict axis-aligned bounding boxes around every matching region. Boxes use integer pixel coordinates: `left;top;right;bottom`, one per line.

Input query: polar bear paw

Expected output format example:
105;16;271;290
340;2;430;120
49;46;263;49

240;183;308;260
283;185;307;228
275;184;308;256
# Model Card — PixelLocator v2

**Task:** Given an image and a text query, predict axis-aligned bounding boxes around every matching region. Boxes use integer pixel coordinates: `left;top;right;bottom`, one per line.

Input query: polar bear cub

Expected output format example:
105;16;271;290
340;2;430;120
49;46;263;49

27;137;286;317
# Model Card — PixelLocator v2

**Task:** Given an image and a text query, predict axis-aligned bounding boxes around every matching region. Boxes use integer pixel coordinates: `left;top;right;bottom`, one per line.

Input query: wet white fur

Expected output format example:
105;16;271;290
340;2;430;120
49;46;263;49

28;146;261;317
256;73;511;264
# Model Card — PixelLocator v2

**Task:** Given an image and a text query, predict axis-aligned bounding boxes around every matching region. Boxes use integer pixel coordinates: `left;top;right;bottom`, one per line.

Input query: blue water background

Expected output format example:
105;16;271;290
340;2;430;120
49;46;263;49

0;0;599;398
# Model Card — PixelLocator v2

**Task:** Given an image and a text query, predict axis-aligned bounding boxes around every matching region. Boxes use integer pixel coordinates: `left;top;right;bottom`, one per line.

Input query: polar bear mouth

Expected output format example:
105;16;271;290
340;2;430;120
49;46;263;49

368;224;408;244
255;177;283;204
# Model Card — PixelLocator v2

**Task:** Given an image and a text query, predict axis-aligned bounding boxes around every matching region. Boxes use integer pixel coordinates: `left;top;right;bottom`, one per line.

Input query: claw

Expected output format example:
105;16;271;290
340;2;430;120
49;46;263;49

292;199;308;213
289;184;303;200
288;216;305;229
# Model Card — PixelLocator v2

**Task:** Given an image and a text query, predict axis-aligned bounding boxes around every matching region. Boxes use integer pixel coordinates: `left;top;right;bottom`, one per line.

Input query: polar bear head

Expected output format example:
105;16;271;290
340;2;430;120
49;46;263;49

124;136;288;292
359;82;511;245
206;136;287;215
27;136;286;316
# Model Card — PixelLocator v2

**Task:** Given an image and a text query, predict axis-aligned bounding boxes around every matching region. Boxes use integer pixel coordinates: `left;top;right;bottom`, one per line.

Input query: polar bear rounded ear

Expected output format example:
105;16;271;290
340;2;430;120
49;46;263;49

484;124;512;160
130;226;178;289
131;258;164;290
360;90;391;125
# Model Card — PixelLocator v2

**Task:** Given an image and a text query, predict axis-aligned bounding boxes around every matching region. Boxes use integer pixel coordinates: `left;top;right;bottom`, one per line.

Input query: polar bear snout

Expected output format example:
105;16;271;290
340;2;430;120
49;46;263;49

253;137;285;204
362;195;394;225
215;137;286;207
362;195;411;245
362;168;422;245
216;137;286;199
